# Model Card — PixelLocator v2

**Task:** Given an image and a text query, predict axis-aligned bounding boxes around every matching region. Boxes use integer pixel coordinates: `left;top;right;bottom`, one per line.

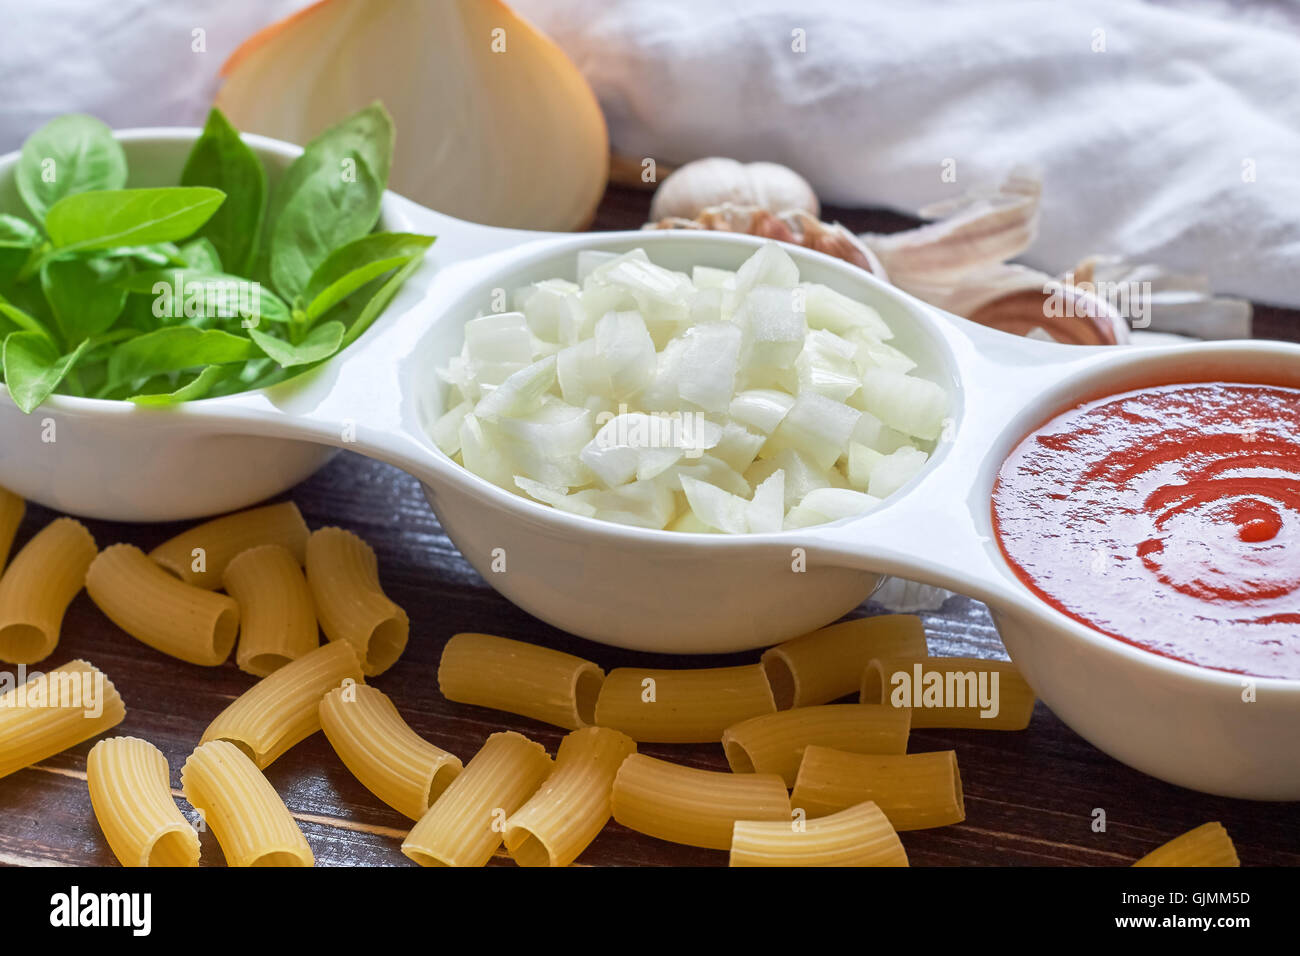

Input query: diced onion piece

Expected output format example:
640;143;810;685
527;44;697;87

459;413;516;489
432;401;471;456
577;250;619;283
859;369;948;440
581;412;692;487
785;488;880;529
736;286;807;368
676;322;742;413
680;475;750;534
578;479;676;529
851;409;913;454
754;448;831;509
766;392;861;470
667;510;718;533
867;446;929;498
594;310;656;400
848;329;917;374
709;422;766;473
488;399;594;487
463;312;533;385
846;442;885;491
514;476;597;517
474;355;556;420
517;279;586;344
729;389;795;435
801;282;893;340
747;469;785;533
667;455;753;498
556;338;608;406
796;328;861;402
734;241;799;298
689;286;726;326
692;266;735;289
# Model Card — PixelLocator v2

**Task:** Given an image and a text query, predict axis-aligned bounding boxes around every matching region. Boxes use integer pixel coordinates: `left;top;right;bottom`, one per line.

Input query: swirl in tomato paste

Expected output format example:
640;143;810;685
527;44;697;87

992;383;1300;679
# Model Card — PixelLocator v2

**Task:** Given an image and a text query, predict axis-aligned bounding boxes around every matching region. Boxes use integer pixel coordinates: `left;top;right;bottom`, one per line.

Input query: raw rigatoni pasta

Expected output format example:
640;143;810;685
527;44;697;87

223;544;319;676
149;501;309;589
504;727;636;867
306;527;408;676
87;736;199;867
723;704;912;786
594;664;775;743
319;683;462;820
611;753;791;850
438;632;603;730
730;800;909;867
0;485;23;571
201;640;362;768
762;614;928;709
862;656;1035;730
181;740;313;867
0;517;96;664
1132;822;1239;867
791;746;964;830
0;659;125;779
86;544;239;666
402;731;553;867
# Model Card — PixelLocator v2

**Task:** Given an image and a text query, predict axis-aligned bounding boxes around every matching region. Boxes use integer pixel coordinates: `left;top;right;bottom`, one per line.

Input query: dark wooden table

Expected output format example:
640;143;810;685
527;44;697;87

2;188;1297;867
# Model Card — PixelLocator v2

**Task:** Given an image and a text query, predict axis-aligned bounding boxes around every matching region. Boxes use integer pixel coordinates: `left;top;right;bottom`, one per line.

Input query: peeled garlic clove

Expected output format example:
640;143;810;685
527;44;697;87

649;158;819;222
217;0;608;231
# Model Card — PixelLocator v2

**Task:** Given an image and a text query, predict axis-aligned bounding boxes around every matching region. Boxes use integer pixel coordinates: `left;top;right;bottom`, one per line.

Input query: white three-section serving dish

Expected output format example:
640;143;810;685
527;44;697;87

1;130;1296;800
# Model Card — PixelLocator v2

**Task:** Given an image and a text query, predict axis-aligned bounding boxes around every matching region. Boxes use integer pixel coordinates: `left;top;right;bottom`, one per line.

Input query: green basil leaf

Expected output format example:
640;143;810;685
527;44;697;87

340;255;424;350
2;332;90;413
269;153;382;300
120;269;290;325
302;232;434;322
106;327;256;388
95;242;188;268
249;320;344;368
0;215;41;249
0;294;56;341
15;114;127;224
259;102;393;298
40;256;128;345
45;187;225;254
181;109;266;275
178;237;223;273
127;365;231;405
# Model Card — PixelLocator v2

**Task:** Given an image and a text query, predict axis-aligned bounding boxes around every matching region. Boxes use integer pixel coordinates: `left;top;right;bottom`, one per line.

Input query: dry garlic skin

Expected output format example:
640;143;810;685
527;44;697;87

434;242;948;533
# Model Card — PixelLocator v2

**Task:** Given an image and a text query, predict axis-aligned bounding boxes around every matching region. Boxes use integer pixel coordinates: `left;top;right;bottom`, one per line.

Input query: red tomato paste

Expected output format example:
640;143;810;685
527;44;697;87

992;383;1300;679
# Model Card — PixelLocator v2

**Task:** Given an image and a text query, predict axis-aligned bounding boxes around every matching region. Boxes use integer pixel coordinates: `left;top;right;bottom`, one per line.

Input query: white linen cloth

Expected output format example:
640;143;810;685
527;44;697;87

513;0;1300;308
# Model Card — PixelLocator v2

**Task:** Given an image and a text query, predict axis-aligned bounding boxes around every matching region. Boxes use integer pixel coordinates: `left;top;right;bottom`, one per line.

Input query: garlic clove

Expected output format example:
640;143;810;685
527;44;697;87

649;157;819;222
217;0;608;231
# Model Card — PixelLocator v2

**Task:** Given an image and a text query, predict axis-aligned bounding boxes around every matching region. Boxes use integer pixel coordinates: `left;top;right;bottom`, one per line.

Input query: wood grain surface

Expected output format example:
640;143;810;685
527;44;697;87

1;188;1296;868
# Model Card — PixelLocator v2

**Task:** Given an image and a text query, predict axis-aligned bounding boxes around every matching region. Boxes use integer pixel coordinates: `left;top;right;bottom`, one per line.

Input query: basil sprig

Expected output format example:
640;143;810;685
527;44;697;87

0;103;433;412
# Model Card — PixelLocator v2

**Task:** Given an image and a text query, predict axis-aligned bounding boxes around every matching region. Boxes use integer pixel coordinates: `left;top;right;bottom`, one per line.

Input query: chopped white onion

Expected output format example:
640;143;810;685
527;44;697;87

436;242;948;532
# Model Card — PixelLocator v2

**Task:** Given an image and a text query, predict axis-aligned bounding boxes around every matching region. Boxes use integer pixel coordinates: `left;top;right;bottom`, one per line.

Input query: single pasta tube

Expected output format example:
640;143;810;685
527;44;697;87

0;659;126;779
85;544;239;666
611;753;791;850
149;501;309;589
87;736;200;867
1132;822;1240;867
222;544;320;676
504;727;637;867
722;704;912;786
0;517;96;664
791;746;964;830
0;485;24;571
402;731;553;867
201;640;363;768
438;632;604;730
762;614;928;709
862;656;1035;730
181;740;314;867
319;683;463;820
594;664;776;743
730;800;909;867
305;527;408;676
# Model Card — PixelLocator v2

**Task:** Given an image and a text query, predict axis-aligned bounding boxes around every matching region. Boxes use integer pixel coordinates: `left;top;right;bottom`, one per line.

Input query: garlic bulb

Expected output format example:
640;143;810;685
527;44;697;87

649;158;819;222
